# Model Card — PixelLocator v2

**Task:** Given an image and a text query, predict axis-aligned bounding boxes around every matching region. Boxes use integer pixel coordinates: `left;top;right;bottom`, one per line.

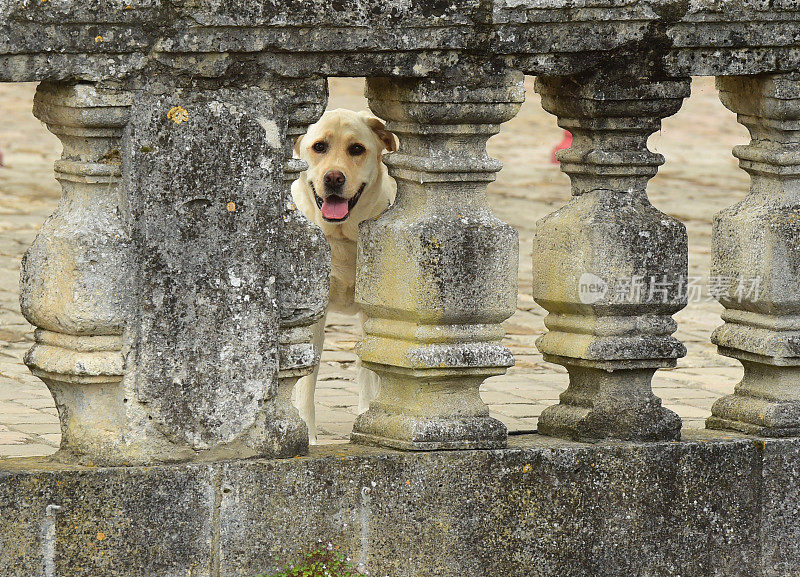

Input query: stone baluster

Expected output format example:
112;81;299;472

532;73;691;441
707;74;800;436
21;82;133;460
275;78;330;446
351;71;524;450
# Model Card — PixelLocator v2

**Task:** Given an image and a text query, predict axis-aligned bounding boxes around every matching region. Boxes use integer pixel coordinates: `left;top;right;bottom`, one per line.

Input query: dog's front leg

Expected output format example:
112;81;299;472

356;361;380;415
292;314;326;444
356;311;381;414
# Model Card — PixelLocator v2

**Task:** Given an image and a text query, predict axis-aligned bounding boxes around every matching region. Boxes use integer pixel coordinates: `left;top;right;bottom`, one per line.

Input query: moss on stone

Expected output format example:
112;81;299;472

260;547;361;577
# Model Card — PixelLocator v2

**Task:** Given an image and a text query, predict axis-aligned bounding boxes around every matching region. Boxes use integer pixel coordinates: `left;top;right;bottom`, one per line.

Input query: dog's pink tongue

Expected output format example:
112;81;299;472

321;196;349;220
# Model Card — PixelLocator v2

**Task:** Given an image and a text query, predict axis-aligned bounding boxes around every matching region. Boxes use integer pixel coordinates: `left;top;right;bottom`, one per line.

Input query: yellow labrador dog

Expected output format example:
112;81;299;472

291;109;397;443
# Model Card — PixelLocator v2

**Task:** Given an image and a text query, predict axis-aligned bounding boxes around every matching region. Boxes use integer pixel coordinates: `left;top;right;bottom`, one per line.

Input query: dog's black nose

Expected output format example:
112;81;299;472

324;170;346;188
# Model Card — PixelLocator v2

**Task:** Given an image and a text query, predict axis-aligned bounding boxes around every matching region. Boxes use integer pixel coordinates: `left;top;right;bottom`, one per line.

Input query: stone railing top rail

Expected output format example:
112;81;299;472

1;0;799;83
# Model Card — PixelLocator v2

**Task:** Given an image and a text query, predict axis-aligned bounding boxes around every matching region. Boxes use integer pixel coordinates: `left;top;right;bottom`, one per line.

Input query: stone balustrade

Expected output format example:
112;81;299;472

0;0;798;463
2;2;800;574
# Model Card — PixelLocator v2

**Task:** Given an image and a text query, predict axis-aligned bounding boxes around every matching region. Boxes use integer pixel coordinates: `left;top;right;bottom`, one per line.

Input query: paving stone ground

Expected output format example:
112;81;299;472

0;77;750;455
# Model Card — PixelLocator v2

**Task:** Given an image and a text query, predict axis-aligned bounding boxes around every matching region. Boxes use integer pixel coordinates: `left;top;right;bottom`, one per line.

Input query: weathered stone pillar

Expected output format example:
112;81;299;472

707;74;800;437
123;82;310;462
21;80;327;464
351;72;524;450
532;74;690;442
275;78;330;444
21;82;133;461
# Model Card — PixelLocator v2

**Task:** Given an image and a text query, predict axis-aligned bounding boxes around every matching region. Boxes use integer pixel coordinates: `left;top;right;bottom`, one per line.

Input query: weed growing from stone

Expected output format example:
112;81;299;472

259;547;362;577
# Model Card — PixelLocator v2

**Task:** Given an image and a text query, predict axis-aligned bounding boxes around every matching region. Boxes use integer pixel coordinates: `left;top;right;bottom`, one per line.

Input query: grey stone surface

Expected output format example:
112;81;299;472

0;76;754;455
3;432;798;577
2;1;800;82
275;77;330;439
2;1;800;572
277;77;329;368
0;460;215;577
18;82;137;463
761;438;800;576
16;80;331;465
126;84;291;460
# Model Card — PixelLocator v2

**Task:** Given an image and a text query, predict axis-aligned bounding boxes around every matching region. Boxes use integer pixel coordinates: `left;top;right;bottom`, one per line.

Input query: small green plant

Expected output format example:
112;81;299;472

259;546;362;577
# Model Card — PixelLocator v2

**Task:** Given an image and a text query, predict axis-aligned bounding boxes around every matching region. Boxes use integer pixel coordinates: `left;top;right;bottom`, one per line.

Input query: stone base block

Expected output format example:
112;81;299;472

2;433;799;577
538;401;683;442
708;394;800;437
350;364;509;450
536;365;683;442
350;410;507;450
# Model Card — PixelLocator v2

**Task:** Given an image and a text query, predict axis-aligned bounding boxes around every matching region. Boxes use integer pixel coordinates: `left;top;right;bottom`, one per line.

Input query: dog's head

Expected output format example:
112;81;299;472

295;109;397;223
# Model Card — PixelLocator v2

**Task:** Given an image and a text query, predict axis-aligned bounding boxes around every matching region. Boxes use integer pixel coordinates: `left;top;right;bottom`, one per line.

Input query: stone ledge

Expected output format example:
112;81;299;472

2;0;800;81
1;431;798;577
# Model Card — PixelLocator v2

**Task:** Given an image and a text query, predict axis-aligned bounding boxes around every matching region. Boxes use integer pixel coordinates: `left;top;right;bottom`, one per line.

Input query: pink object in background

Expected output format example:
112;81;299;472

550;130;572;164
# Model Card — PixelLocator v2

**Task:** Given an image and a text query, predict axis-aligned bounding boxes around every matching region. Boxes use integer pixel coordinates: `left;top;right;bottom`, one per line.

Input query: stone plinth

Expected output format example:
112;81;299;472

1;433;798;577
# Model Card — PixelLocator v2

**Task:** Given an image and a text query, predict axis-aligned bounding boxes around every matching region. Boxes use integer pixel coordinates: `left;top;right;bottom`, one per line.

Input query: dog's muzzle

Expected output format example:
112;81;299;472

312;182;366;222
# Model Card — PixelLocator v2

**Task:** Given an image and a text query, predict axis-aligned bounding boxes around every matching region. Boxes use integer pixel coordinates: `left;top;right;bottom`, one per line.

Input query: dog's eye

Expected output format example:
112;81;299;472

348;143;366;156
312;141;328;153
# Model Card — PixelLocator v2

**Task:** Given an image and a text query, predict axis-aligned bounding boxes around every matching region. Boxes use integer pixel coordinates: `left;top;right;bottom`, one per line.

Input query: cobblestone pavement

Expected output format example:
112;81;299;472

0;77;750;455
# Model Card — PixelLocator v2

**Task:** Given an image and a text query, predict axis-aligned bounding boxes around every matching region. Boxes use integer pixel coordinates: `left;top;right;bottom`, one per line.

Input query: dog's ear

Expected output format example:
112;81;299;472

293;134;304;157
360;112;398;153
